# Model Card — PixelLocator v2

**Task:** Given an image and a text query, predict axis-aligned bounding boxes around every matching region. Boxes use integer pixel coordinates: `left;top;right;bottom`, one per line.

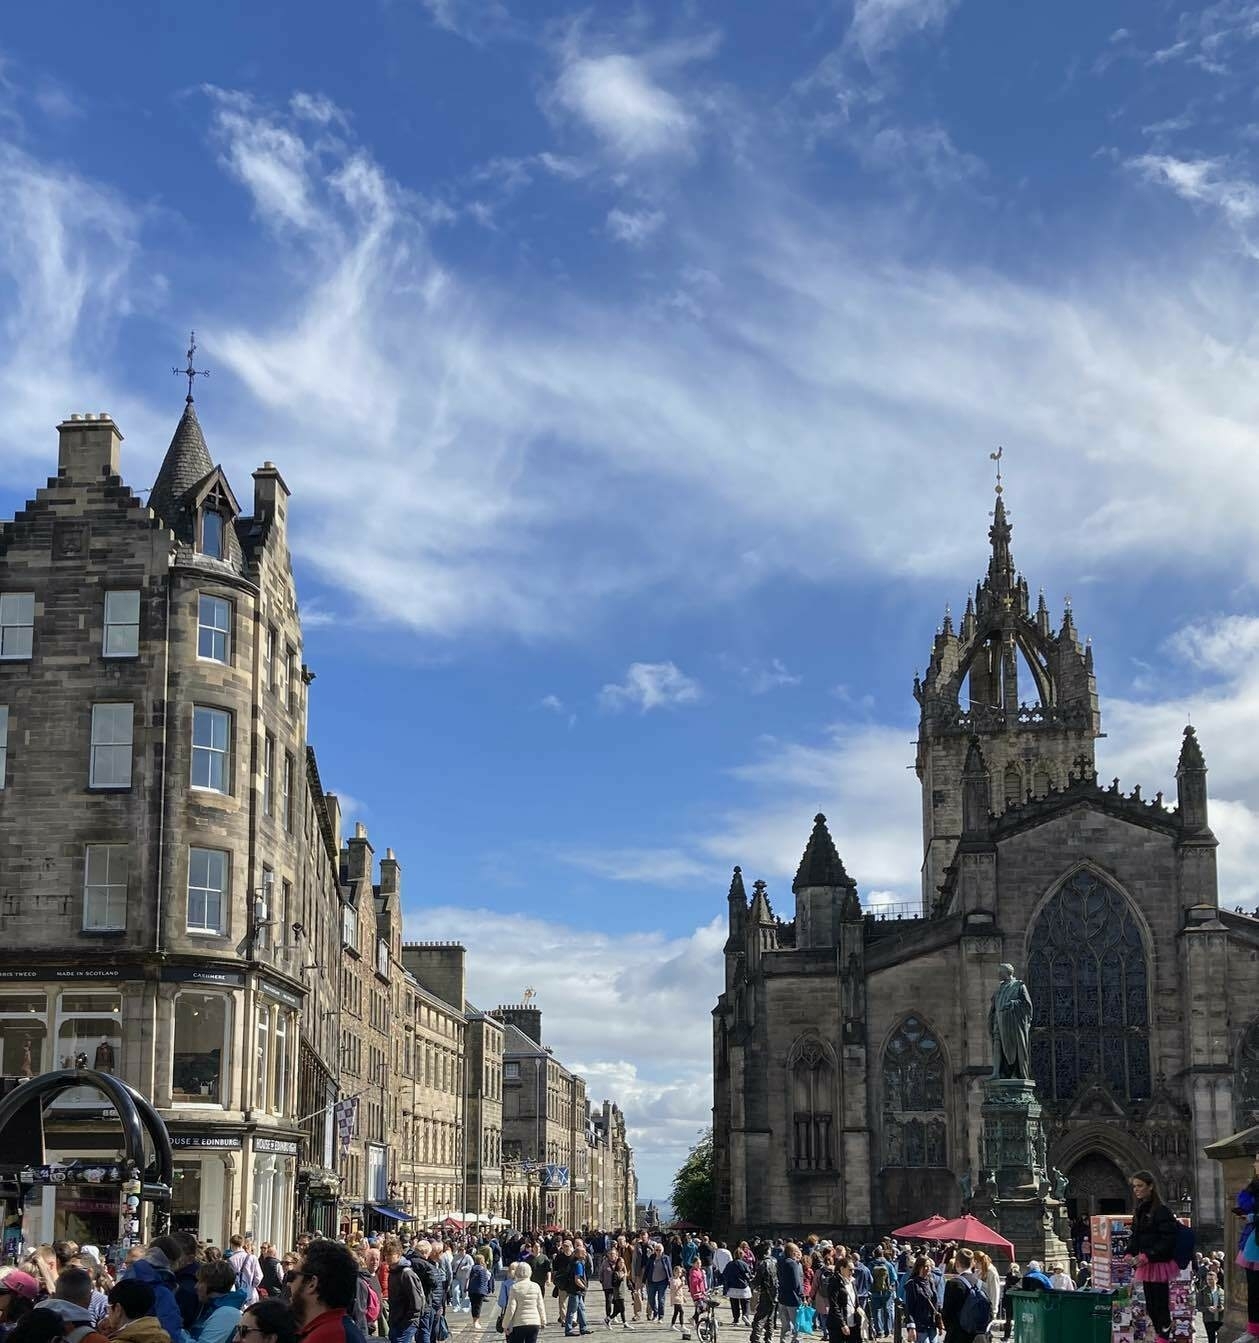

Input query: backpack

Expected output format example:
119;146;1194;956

957;1280;993;1335
354;1271;381;1329
1173;1222;1196;1270
871;1265;890;1295
231;1251;253;1297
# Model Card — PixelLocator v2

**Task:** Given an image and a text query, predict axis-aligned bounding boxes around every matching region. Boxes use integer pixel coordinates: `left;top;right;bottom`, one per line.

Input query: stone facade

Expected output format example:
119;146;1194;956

713;485;1258;1247
0;400;634;1248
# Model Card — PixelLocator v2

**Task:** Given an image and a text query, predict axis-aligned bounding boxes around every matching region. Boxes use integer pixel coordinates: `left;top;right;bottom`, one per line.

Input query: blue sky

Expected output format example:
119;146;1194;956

6;0;1259;1196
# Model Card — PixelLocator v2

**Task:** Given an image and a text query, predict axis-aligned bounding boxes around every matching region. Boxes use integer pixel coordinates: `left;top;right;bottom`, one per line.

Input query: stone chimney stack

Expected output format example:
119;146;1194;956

252;461;290;538
403;943;467;1012
345;821;374;883
379;847;401;899
492;1004;543;1045
57;414;123;481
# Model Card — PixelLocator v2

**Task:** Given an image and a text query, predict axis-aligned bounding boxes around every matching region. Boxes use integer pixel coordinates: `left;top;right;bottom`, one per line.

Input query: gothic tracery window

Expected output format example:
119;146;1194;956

1027;869;1151;1104
1236;1020;1259;1129
789;1036;834;1171
882;1015;947;1168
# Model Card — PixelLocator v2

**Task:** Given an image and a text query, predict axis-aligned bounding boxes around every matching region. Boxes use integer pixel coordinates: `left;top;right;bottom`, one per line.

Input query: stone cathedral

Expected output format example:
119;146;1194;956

711;484;1259;1246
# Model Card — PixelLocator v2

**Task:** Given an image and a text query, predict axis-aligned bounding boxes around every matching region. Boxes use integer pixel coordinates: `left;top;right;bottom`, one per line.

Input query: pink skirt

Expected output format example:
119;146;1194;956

1134;1259;1180;1284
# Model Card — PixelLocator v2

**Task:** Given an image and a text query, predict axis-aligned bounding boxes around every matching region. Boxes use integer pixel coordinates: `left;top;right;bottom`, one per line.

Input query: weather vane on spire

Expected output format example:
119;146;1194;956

173;331;209;404
990;445;1004;495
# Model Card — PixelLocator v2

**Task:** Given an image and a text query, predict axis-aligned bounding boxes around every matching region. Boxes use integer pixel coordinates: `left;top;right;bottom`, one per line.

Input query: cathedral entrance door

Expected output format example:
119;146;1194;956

1064;1152;1129;1221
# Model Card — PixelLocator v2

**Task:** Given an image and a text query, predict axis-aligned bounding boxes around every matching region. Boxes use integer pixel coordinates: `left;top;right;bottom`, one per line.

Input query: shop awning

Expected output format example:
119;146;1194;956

367;1203;416;1222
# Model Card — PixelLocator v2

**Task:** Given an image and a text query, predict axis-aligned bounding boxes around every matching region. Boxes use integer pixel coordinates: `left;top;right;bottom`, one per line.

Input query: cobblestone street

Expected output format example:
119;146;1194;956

441;1292;1216;1343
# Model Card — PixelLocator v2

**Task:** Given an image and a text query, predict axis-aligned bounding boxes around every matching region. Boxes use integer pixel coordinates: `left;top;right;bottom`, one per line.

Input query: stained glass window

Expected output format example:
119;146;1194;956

1027;869;1151;1104
882;1015;948;1168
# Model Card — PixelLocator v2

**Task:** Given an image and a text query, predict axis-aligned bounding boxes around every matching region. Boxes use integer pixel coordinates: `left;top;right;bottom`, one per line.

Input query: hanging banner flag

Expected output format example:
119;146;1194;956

541;1164;569;1189
335;1096;359;1151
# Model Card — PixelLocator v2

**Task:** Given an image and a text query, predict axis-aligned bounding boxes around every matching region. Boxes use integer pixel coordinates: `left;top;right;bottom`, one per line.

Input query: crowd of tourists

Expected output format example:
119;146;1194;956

0;1167;1234;1343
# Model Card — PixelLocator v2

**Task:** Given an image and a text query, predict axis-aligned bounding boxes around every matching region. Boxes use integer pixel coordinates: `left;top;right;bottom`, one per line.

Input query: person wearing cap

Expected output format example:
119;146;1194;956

106;1281;171;1343
0;1266;42;1342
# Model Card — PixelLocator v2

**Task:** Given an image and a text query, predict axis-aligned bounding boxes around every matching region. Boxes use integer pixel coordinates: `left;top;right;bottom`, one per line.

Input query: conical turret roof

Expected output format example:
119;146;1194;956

149;401;214;540
792;813;853;892
727;866;747;902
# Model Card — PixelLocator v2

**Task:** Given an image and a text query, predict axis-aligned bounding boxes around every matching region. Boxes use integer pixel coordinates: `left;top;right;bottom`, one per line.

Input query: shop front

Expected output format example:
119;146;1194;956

169;1132;240;1247
249;1135;300;1247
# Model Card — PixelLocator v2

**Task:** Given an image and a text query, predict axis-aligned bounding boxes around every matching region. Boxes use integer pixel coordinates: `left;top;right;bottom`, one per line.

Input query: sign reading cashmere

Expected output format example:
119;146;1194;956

334;1096;359;1151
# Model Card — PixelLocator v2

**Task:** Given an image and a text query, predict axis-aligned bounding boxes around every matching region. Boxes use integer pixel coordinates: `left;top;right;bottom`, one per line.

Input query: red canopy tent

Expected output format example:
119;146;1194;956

891;1214;947;1238
927;1215;1015;1258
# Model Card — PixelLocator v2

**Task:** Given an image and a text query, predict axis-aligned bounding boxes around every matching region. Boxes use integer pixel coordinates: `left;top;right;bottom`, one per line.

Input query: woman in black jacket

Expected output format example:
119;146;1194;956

1128;1169;1179;1341
902;1257;941;1343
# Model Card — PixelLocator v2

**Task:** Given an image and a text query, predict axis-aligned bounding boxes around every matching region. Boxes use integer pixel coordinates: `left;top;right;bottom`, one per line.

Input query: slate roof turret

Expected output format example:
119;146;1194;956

792;813;853;892
149;401;213;542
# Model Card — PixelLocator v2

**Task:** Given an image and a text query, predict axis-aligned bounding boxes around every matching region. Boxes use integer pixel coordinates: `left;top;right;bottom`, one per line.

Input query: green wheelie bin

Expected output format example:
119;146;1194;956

1008;1288;1113;1343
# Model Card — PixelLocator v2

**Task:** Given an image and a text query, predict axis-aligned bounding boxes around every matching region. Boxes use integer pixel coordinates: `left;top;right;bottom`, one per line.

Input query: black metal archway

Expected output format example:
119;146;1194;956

0;1068;173;1203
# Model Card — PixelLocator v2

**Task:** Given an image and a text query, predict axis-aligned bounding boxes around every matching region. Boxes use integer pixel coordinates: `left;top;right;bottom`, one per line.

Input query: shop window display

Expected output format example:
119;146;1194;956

52;993;123;1105
173;993;229;1104
0;993;47;1077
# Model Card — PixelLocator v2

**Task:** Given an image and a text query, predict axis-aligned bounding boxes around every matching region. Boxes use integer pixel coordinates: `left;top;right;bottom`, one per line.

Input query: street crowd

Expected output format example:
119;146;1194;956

0;1204;1231;1343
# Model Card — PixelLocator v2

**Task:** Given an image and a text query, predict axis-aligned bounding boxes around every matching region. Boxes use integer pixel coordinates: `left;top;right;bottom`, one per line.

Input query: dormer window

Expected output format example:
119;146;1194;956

200;508;225;559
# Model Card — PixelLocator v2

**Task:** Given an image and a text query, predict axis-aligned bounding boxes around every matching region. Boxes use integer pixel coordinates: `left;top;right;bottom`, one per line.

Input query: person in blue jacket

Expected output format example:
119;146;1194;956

189;1261;247;1343
122;1238;185;1343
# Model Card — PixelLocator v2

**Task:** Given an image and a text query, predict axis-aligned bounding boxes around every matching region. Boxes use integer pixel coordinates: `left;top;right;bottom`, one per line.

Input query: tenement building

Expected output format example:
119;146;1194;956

493;1005;635;1231
712;483;1250;1246
0;395;633;1249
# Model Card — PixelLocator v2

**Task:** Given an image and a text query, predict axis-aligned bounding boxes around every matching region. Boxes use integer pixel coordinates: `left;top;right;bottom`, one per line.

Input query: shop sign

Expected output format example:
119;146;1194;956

0;965;141;981
20;1162;128;1184
171;1134;243;1150
254;1137;300;1155
161;965;246;988
258;980;303;1010
59;1198;119;1213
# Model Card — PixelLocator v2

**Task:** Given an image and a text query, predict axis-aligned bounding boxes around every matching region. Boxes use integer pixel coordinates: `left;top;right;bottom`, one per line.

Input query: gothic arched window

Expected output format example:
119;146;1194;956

1027;868;1151;1104
881;1015;947;1168
1236;1020;1259;1129
789;1036;834;1171
1004;765;1022;809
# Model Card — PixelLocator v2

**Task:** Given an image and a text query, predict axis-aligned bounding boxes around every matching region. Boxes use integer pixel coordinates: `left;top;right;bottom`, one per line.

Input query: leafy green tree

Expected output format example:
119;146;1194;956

671;1126;715;1228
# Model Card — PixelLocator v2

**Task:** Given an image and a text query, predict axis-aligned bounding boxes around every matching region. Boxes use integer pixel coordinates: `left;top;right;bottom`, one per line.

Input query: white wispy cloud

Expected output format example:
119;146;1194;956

555;845;716;885
848;0;961;61
552;52;696;160
606;206;665;245
0;138;168;465
1128;153;1259;227
599;661;702;713
728;657;803;695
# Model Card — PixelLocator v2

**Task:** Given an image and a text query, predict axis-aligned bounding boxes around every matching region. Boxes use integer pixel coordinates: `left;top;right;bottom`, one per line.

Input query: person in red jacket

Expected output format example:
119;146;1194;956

292;1243;368;1343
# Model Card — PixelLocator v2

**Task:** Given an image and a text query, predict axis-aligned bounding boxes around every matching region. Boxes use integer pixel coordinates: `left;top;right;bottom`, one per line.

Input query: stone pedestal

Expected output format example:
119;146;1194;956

972;1078;1071;1268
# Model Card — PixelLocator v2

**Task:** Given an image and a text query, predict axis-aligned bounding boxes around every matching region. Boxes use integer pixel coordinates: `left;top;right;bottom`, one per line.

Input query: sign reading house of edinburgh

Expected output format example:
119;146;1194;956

170;1134;243;1150
160;965;247;988
254;1137;300;1155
